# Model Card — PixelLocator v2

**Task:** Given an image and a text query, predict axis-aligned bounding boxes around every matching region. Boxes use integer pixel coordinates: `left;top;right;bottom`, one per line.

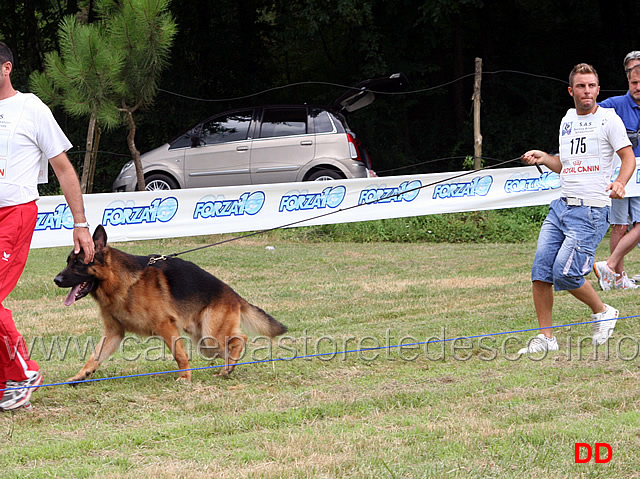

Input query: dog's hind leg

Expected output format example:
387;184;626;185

67;324;124;383
199;304;247;377
218;333;247;377
154;319;192;381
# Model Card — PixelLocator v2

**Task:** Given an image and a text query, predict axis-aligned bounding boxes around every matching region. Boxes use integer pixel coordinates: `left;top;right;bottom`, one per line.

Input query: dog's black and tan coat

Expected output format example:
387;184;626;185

54;225;287;382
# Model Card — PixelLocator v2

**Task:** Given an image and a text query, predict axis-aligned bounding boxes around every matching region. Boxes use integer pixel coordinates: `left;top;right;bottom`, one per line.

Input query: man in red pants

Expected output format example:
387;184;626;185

0;42;94;411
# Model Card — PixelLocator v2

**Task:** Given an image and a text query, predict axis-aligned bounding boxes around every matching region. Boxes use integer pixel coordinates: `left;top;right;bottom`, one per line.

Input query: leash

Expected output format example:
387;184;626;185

148;155;535;265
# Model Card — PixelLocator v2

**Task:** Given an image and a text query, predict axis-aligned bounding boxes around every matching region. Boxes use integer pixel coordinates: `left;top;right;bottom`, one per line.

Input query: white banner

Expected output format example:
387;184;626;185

31;161;640;249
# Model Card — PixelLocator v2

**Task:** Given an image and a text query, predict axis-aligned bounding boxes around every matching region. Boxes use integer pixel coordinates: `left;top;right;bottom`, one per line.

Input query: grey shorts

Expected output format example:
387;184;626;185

610;197;640;225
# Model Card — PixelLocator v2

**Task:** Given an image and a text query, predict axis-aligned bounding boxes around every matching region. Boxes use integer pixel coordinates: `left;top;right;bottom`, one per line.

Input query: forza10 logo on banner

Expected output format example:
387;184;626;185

103;197;179;226
432;176;493;199
35;204;74;230
279;186;346;212
194;192;265;219
358;180;422;205
504;171;561;193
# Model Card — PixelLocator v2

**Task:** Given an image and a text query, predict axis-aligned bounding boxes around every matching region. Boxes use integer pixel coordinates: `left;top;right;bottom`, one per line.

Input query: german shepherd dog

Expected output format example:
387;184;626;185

54;225;287;382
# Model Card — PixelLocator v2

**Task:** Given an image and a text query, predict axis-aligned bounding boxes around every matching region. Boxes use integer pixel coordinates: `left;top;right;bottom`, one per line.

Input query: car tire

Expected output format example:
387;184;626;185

307;169;345;181
144;174;179;191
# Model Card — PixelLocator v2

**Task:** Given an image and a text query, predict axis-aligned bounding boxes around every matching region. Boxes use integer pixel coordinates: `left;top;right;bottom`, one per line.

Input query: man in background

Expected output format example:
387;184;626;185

594;51;640;290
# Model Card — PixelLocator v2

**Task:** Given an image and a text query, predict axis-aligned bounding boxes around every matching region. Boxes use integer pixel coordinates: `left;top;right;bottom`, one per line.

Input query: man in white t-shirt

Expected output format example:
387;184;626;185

0;42;94;411
520;63;636;355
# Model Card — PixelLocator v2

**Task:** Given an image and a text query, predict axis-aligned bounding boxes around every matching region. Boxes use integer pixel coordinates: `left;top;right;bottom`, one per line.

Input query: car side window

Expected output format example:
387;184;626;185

200;111;253;145
168;132;193;150
259;108;307;138
312;109;336;134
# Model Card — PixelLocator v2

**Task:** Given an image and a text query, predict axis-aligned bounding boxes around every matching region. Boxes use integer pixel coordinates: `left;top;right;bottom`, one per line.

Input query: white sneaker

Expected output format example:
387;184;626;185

592;304;618;345
518;334;559;355
593;261;617;291
631;273;640;282
615;272;638;290
0;372;43;411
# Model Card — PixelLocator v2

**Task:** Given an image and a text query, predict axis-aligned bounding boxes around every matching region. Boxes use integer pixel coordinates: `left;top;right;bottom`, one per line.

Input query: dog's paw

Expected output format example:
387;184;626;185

66;371;93;385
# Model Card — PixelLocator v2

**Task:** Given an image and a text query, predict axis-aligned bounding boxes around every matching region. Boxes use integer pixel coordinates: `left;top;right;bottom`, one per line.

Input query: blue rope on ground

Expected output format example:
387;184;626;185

0;314;635;394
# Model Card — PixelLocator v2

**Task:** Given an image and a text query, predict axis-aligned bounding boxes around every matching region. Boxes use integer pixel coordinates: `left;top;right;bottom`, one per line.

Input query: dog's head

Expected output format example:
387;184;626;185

54;225;108;306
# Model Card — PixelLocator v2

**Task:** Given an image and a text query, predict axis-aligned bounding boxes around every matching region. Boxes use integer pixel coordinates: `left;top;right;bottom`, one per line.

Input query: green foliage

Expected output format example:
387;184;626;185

28;15;123;128
271;205;549;243
462;154;483;170
100;0;177;110
26;0;178;192
31;0;178;119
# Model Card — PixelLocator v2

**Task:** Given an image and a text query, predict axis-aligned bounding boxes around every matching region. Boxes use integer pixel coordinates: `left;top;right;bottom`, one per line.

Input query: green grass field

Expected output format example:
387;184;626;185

2;234;639;478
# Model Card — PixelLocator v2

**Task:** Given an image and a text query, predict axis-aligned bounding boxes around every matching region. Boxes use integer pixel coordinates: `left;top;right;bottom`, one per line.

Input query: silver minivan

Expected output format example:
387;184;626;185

112;73;407;191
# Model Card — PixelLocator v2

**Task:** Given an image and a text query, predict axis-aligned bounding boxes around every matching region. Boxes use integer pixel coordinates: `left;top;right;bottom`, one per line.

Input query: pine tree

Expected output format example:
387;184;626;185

29;0;176;193
29;15;124;193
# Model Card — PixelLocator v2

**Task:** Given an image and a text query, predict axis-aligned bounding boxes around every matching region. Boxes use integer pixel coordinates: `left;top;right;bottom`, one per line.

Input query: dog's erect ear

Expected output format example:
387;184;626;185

93;225;108;253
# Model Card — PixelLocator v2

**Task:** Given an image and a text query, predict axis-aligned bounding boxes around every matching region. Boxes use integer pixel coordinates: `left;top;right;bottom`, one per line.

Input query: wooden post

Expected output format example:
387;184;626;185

80;113;97;194
472;57;482;169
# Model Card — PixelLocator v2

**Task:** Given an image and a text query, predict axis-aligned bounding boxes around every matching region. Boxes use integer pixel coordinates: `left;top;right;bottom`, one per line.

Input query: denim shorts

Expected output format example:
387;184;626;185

532;198;609;291
610;196;640;225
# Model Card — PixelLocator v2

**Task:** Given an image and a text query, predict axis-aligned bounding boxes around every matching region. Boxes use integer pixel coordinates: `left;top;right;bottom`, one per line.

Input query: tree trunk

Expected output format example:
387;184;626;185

125;107;145;191
87;126;102;193
80;113;97;194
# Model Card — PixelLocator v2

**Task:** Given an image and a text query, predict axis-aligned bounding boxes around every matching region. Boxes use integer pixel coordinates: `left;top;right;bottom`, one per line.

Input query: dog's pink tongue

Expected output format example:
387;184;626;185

64;285;81;306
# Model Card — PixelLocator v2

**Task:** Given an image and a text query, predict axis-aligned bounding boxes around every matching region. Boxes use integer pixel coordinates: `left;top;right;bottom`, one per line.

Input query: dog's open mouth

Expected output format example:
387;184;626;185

64;281;96;306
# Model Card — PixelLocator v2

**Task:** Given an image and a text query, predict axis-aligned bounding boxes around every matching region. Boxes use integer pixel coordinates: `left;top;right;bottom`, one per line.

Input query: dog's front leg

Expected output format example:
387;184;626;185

67;328;124;383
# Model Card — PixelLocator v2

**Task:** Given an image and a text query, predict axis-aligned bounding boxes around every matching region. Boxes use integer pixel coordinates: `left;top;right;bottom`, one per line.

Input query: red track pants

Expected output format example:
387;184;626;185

0;201;39;389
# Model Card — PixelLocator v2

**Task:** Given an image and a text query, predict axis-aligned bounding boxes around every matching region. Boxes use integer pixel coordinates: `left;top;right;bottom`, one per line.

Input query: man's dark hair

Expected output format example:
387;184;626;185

0;42;14;66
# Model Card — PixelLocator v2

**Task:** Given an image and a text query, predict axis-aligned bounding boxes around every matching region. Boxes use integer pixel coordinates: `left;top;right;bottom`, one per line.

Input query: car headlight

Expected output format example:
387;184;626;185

119;160;134;175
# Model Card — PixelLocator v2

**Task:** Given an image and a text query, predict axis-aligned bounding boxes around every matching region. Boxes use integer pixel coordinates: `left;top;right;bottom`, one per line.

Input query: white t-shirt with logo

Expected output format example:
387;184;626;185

0;91;73;208
559;106;631;204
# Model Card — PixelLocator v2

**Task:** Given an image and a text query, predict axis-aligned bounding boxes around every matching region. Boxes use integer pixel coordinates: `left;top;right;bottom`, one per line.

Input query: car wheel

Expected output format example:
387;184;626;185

145;174;179;191
307;169;344;181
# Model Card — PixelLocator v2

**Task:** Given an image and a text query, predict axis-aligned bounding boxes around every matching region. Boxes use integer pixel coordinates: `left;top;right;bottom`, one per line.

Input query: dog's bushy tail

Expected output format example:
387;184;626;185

240;300;287;337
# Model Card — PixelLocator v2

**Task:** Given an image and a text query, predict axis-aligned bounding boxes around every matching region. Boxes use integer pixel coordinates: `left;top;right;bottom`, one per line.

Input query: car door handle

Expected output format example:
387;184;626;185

300;140;313;146
236;146;249;152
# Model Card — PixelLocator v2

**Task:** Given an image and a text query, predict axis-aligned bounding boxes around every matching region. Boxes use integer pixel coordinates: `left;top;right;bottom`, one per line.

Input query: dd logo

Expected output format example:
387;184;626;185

574;443;613;463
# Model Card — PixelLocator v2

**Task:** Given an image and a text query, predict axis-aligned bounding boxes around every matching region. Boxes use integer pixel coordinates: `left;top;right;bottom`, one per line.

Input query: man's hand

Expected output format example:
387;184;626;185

521;150;562;174
73;227;94;263
521;150;544;166
606;180;627;200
